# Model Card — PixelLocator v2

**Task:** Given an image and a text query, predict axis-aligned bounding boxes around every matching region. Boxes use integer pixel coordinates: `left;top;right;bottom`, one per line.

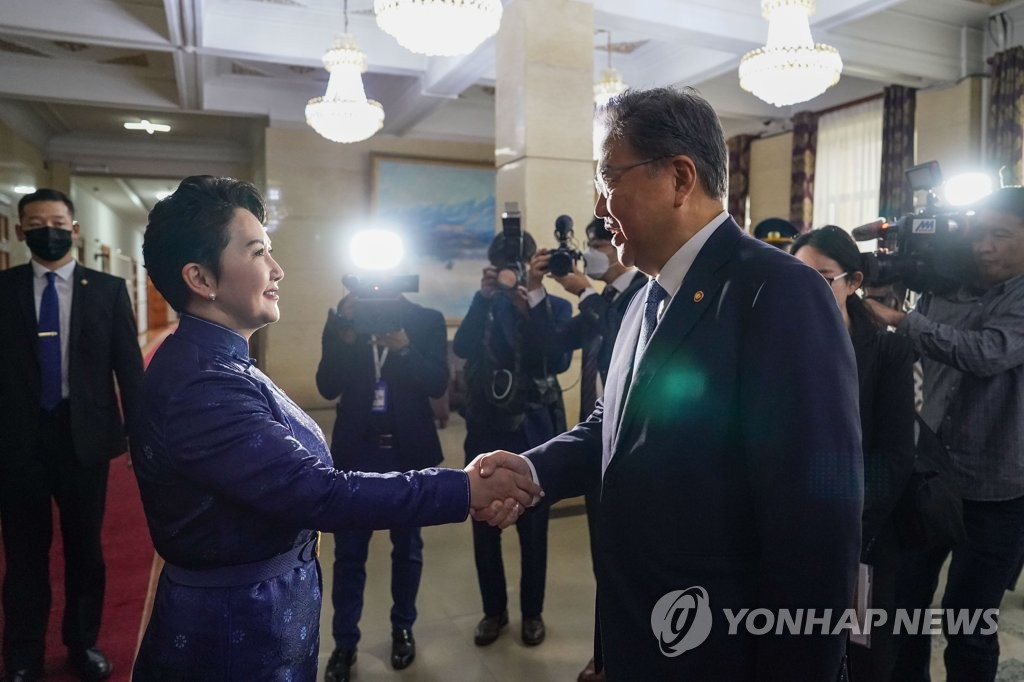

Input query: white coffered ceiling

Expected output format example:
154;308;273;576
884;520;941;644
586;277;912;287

0;0;1020;218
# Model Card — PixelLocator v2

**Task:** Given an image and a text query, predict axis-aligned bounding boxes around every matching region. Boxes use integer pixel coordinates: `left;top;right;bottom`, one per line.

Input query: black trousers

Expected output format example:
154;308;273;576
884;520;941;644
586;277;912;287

0;403;109;671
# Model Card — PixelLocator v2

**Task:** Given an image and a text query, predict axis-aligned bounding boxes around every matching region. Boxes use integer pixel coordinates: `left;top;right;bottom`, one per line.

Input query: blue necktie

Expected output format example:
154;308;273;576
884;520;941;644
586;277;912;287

39;271;62;410
638;280;668;350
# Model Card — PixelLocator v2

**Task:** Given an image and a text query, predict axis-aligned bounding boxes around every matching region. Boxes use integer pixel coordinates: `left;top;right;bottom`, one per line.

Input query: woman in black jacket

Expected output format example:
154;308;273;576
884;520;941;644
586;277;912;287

792;225;916;682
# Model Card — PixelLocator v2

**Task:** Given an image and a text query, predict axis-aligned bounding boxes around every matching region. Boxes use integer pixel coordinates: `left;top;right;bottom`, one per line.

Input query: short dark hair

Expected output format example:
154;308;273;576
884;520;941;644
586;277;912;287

586;217;613;242
487;230;537;268
18;188;75;219
597;87;728;200
977;186;1024;221
143;176;266;312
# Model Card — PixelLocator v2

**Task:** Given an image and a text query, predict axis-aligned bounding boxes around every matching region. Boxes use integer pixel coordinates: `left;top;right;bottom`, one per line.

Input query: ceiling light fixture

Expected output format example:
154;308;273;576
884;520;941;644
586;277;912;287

305;0;384;144
14;185;36;194
124;119;171;134
739;0;842;108
594;29;627;107
374;0;503;57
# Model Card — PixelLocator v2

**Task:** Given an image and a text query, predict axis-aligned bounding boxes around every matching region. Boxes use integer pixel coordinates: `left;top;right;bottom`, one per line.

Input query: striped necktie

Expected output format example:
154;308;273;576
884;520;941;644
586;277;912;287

39;271;62;410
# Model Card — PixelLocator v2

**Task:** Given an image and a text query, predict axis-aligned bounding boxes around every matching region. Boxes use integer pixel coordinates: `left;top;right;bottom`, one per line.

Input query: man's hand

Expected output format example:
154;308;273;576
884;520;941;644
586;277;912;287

554;270;590;297
465;451;543;528
374;328;410;351
480;266;500;298
865;298;907;327
528;250;551;291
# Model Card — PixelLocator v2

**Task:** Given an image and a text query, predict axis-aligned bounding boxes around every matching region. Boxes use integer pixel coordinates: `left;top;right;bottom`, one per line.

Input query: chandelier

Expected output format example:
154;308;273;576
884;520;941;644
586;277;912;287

593;30;627;107
739;0;842;108
374;0;503;57
305;1;384;143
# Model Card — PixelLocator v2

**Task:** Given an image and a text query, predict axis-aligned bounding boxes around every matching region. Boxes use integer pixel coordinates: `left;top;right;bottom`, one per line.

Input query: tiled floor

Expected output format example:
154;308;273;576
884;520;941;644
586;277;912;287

308;409;1024;682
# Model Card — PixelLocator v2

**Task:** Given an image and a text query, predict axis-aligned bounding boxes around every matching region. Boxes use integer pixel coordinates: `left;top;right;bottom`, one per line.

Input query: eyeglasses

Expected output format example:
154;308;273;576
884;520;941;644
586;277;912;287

822;272;848;285
593;157;669;198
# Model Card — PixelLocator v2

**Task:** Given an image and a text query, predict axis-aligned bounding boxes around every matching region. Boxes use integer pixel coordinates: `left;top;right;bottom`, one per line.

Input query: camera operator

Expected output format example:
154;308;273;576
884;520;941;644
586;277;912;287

454;230;573;649
315;290;449;682
866;186;1024;682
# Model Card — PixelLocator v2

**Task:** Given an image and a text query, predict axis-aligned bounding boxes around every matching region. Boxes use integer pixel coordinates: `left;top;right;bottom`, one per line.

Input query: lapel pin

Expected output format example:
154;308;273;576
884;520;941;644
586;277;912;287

80;279;88;285
693;290;704;302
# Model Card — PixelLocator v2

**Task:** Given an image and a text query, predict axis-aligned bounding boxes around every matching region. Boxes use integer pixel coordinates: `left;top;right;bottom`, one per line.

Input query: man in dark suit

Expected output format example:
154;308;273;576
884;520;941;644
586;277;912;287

476;87;863;680
0;188;144;682
540;217;646;682
316;293;448;682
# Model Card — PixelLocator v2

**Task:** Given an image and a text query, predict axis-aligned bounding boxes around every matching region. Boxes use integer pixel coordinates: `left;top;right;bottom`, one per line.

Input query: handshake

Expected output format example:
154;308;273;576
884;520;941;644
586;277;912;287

464;451;543;529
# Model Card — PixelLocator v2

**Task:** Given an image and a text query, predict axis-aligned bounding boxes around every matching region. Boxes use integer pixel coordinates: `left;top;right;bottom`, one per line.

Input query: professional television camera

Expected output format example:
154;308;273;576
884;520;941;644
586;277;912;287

852;161;975;294
548;214;583;277
341;273;419;334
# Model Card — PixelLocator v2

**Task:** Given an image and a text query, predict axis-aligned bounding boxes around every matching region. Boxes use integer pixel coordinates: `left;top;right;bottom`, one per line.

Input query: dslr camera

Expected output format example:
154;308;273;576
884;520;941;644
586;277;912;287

341;273;419;334
853;161;974;294
548;214;583;277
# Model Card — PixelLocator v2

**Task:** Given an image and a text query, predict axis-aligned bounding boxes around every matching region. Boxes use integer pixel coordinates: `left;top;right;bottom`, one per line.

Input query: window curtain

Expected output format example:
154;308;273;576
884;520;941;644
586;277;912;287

812;98;884;232
790;111;818;232
878;86;916;219
987;46;1024;186
727;134;754;229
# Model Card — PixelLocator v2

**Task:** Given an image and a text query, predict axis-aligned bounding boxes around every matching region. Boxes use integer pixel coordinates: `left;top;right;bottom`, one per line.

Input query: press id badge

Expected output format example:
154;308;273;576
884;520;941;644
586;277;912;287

372;379;389;414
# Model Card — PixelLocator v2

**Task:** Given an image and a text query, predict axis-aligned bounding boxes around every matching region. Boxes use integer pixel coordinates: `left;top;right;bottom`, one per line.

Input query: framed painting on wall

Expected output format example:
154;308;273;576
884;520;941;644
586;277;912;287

371;155;496;323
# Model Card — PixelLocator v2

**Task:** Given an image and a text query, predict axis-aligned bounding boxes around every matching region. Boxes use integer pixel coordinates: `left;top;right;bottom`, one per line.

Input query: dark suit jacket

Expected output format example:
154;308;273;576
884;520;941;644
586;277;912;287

557;271;648;383
524;219;863;681
316;297;448;472
0;262;143;470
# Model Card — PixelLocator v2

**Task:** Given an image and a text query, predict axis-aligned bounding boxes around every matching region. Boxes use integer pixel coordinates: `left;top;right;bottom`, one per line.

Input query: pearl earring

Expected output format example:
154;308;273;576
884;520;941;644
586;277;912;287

209;292;216;301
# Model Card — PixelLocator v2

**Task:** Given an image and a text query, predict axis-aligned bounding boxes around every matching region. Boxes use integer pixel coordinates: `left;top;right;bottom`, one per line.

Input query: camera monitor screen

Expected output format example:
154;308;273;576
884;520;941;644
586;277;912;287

905;161;943;192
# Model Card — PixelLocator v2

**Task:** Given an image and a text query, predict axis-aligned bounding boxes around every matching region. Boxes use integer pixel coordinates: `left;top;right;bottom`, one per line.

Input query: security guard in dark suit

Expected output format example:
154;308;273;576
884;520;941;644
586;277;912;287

0;188;143;682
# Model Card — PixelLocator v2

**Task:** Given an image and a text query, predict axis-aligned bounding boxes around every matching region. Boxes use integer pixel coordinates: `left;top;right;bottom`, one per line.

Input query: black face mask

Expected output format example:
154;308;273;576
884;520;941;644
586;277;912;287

25;226;73;262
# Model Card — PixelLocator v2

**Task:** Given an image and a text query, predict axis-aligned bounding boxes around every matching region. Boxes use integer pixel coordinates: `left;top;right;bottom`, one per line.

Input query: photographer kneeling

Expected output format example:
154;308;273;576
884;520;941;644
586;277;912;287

454;230;572;649
867;187;1024;682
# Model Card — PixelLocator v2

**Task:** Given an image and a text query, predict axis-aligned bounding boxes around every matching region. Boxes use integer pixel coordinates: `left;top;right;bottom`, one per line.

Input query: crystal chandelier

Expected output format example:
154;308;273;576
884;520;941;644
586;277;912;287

739;0;842;108
374;0;503;57
593;30;627;107
305;1;384;143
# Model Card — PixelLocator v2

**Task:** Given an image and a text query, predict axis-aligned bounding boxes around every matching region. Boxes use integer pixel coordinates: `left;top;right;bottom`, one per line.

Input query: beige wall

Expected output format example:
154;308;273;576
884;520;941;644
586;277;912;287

262;127;494;409
748;132;793;229
0;119;49;269
916;76;983;178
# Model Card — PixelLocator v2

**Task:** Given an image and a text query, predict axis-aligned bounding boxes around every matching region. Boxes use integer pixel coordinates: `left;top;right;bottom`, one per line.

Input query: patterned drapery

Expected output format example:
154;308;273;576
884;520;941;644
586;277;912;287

727;134;754;229
878;85;916;219
790;111;818;233
987;46;1024;186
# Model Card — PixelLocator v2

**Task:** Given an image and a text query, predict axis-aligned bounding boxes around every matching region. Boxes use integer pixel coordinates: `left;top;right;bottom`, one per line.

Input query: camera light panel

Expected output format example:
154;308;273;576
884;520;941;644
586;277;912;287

350;229;405;270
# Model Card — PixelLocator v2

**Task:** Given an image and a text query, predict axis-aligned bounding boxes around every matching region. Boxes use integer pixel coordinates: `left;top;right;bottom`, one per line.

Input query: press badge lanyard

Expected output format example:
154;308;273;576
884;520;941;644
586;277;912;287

371;340;389;414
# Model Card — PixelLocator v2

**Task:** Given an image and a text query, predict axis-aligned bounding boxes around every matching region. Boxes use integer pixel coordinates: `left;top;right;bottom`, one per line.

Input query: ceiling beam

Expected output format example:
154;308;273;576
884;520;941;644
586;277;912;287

0;0;173;51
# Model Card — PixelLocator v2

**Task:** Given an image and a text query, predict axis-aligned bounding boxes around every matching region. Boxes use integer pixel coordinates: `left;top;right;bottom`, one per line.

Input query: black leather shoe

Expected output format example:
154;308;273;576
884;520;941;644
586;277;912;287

323;648;356;682
68;647;113;681
3;668;41;682
473;611;509;646
522;616;546;646
390;629;416;670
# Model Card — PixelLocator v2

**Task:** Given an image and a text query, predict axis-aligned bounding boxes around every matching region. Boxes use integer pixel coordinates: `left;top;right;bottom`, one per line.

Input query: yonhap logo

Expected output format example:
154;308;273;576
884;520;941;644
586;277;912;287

651;587;713;657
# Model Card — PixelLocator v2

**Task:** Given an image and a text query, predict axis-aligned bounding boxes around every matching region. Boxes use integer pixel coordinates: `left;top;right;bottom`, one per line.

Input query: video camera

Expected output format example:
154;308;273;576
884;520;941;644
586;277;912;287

341;273;419;334
499;202;528;287
548;215;583;277
853;161;974;294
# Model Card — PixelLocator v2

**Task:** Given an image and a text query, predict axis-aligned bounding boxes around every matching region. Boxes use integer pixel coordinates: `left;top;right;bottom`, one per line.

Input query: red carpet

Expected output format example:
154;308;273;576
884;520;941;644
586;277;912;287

0;454;154;681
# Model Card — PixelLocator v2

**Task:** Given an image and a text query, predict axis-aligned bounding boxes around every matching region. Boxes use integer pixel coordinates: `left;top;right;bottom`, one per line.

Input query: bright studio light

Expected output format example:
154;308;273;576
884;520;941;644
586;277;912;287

350;229;405;270
943;173;993;207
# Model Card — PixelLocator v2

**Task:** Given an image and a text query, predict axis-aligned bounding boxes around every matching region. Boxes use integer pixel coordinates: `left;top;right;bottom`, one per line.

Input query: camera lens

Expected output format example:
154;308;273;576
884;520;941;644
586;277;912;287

549;250;573;277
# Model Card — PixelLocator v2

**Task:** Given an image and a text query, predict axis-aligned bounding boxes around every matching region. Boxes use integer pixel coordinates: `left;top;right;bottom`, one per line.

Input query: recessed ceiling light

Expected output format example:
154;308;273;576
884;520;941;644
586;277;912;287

124;119;171;134
14;185;36;194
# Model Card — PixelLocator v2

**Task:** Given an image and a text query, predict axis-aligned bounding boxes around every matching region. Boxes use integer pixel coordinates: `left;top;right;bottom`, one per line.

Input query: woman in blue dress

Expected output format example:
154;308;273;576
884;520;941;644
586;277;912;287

130;176;539;681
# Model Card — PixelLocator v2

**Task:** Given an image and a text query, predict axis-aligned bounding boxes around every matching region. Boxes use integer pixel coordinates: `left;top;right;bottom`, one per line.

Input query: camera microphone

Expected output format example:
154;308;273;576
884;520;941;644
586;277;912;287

555;214;573;235
851;219;888;241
